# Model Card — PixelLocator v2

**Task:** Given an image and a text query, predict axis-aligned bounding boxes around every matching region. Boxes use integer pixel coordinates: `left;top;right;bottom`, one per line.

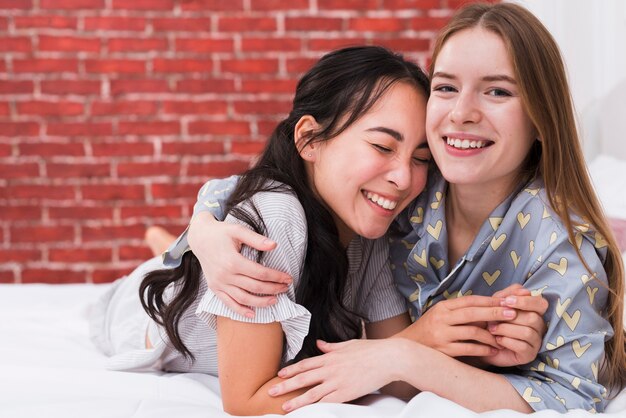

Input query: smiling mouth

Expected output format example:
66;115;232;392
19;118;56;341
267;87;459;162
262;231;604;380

444;136;493;150
364;191;398;210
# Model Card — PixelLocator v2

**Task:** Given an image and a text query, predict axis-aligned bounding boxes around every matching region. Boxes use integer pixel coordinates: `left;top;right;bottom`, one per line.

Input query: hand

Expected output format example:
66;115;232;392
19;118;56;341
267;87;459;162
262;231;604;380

188;212;292;317
481;284;548;367
269;339;398;412
399;295;517;357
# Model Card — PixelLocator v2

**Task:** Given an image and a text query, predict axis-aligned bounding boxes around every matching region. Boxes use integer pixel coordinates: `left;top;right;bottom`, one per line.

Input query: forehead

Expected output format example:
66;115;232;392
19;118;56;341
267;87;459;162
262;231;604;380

361;81;426;116
434;27;514;76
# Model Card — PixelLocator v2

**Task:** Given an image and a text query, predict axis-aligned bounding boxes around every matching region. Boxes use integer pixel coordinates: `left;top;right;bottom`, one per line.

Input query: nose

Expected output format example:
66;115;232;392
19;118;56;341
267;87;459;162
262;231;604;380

450;91;481;124
386;157;412;191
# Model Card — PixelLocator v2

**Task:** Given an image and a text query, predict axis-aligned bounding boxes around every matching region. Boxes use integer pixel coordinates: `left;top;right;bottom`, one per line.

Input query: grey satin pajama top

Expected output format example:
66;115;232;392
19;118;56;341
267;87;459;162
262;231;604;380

390;169;612;413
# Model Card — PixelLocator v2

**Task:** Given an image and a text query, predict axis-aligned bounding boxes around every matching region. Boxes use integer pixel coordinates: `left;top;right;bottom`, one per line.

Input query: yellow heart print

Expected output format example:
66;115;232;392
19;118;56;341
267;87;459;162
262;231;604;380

517;212;531;229
482;270;501;286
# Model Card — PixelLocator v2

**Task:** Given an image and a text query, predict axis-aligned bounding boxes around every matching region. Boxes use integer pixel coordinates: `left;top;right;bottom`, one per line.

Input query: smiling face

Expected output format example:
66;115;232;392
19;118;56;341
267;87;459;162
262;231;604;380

303;81;430;246
426;27;537;196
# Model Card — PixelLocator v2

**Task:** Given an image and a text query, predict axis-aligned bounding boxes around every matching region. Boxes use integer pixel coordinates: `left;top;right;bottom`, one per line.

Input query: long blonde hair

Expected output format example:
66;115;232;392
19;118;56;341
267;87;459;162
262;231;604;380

430;2;626;391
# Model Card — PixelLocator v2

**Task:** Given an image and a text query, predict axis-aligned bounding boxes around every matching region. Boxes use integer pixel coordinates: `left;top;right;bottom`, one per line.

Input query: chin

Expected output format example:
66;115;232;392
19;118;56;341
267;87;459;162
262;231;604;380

358;226;391;240
438;169;479;185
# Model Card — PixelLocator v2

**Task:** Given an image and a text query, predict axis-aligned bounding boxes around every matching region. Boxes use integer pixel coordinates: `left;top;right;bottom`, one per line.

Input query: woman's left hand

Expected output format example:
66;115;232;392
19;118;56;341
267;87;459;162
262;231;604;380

480;284;548;367
268;339;397;412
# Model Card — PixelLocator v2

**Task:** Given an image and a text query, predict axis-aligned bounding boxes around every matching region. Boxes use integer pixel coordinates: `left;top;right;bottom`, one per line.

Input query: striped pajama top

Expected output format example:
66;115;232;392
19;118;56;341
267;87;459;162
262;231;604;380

90;184;407;374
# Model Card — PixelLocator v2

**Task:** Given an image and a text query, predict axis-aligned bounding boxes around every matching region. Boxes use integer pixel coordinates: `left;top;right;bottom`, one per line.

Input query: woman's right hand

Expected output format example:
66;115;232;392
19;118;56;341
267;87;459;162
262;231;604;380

188;211;293;317
397;286;547;366
396;295;510;357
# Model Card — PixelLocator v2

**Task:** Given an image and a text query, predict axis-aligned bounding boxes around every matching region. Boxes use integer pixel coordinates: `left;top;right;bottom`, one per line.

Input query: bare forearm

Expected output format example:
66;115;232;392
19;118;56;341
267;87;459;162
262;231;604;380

390;338;532;413
225;376;309;416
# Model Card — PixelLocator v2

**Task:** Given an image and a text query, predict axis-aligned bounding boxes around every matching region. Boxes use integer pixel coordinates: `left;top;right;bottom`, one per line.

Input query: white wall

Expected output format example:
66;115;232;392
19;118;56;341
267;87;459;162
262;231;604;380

507;0;626;160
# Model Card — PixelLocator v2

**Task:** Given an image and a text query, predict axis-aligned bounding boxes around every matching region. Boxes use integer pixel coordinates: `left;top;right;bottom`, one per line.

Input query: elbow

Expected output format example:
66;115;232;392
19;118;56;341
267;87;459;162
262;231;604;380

222;401;252;416
222;404;251;416
222;406;250;417
222;400;285;416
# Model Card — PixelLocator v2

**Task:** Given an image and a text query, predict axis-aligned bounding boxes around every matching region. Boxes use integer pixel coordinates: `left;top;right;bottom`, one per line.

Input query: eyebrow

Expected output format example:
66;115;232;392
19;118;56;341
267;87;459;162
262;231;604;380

366;127;429;148
432;71;517;85
367;127;404;141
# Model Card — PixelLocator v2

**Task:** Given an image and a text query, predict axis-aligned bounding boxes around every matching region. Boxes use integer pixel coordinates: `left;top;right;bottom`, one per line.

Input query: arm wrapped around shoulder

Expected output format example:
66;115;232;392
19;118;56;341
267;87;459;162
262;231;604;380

196;188;312;363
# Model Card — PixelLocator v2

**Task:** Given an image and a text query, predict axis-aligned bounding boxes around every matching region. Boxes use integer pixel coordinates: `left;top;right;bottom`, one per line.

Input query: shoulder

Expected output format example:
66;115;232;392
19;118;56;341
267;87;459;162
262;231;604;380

251;185;306;229
502;178;608;293
510;177;606;262
227;182;307;242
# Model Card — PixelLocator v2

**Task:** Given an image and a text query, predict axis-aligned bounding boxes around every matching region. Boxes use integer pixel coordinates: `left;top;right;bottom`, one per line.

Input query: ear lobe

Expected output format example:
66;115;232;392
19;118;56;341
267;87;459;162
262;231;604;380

294;115;320;161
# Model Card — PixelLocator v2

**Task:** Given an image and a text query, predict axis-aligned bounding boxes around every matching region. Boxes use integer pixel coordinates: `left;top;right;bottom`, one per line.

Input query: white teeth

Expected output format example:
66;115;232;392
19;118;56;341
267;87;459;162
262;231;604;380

365;192;397;210
446;137;488;149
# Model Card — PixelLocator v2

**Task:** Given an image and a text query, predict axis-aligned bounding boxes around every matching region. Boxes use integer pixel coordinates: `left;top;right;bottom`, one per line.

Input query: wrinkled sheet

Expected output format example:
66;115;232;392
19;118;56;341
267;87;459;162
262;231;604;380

1;283;625;418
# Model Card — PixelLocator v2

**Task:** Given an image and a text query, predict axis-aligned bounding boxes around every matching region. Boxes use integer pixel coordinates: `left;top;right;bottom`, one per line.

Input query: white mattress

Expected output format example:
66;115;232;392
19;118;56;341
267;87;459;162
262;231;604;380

1;283;625;418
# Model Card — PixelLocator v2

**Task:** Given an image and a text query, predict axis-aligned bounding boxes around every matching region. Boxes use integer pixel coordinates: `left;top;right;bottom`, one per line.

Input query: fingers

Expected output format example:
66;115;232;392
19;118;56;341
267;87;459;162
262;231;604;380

489;322;540;344
213;290;255;318
493;310;546;337
229;273;289;295
490;336;536;364
453;325;500;349
221;284;277;309
500;294;549;315
231;223;278;252
445;342;498;357
281;384;335;412
277;357;322;379
272;370;322;397
492;283;524;298
444;295;501;309
223;252;292;286
316;339;347;354
488;322;542;364
447;305;517;325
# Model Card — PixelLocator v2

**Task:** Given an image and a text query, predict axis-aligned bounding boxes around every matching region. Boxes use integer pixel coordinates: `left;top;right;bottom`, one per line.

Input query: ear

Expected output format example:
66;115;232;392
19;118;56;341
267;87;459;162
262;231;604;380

294;115;320;162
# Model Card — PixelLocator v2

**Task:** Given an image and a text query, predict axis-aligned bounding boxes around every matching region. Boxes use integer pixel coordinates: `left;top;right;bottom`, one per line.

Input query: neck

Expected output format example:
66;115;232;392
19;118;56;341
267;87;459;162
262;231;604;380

446;180;516;235
336;222;356;248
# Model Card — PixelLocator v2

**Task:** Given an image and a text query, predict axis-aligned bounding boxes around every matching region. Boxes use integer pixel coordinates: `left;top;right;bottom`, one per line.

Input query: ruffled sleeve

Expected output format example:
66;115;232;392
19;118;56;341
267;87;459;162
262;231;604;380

194;188;311;362
195;288;311;362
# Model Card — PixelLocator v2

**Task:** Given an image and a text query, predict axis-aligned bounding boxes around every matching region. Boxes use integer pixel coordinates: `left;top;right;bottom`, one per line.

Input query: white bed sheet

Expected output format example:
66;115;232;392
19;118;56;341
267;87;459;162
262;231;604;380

1;283;625;418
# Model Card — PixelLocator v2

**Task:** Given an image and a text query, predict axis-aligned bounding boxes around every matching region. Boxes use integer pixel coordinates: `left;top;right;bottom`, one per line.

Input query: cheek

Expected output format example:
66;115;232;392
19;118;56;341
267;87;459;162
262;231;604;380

509;116;537;153
425;114;444;147
426;100;446;126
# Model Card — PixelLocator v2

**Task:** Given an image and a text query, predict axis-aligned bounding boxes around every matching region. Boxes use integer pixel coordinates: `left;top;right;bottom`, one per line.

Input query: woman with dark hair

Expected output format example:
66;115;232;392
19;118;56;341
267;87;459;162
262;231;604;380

90;45;437;416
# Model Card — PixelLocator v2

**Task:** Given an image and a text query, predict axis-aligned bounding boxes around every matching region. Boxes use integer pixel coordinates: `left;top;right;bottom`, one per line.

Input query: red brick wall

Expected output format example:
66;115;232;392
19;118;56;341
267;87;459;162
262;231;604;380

0;0;491;284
